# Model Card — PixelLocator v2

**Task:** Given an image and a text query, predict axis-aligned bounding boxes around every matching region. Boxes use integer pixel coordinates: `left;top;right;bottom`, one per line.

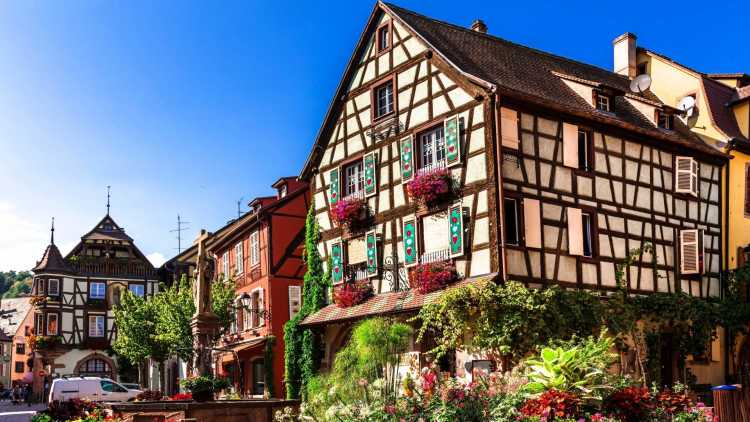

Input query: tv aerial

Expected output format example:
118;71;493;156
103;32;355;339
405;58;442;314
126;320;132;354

629;73;652;94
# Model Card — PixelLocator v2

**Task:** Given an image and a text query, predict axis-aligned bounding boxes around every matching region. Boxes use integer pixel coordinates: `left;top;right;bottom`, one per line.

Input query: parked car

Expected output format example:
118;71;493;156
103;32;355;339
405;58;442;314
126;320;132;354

119;383;142;391
49;377;141;403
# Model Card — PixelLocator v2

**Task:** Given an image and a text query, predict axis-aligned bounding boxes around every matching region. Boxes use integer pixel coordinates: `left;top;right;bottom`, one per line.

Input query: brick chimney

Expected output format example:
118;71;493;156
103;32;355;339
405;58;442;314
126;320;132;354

613;32;637;79
471;19;487;34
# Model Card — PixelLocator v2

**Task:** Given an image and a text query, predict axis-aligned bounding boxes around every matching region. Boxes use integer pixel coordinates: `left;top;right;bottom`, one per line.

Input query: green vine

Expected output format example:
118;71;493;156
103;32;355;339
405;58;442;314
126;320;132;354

264;335;276;398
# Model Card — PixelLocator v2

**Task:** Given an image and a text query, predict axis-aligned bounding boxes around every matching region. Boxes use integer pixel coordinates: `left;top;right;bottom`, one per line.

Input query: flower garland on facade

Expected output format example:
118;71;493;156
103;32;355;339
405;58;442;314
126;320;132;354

410;260;459;294
405;168;454;204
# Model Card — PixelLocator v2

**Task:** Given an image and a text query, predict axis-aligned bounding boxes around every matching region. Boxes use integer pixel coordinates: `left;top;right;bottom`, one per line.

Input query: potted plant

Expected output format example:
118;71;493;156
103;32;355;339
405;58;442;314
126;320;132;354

333;280;373;308
331;196;369;230
405;168;454;205
179;375;230;402
410;260;458;294
28;334;62;351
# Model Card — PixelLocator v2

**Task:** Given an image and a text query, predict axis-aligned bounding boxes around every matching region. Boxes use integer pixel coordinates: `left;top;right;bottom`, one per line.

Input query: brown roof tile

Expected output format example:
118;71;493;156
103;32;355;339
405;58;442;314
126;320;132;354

702;77;745;140
32;243;73;274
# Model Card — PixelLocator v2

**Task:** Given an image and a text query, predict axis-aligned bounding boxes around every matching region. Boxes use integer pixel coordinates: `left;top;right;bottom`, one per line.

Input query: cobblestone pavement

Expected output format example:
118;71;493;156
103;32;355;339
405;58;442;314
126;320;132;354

0;402;46;422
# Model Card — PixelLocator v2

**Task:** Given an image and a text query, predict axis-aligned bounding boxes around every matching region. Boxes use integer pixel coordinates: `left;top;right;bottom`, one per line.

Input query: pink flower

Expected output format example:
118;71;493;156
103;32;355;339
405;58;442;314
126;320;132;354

406;168;453;203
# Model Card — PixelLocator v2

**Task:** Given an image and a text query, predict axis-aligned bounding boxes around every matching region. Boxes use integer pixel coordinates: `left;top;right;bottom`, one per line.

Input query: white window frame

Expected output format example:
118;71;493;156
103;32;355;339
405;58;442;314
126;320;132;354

250;231;260;266
418;125;446;172
675;156;699;196
47;279;60;296
279;184;287;198
596;93;611;112
235;242;244;274
46;313;58;335
375;81;394;118
88;315;105;338
377;25;389;52
289;286;302;319
344;160;365;197
222;251;229;277
128;284;145;297
89;282;106;300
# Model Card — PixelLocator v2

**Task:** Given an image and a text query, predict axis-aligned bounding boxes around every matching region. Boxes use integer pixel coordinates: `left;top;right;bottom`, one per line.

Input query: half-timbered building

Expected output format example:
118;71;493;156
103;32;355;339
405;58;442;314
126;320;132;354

299;2;728;385
30;214;159;387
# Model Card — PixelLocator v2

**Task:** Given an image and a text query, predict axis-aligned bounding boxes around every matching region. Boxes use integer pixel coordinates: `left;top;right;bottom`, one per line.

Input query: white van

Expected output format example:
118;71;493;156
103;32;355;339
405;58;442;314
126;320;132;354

49;377;141;403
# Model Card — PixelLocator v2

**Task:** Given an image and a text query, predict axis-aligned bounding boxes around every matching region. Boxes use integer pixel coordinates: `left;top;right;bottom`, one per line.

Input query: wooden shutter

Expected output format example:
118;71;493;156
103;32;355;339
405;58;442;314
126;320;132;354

523;198;542;249
567;207;583;256
745;165;750;215
563;123;579;168
402;216;418;267
449;203;464;258
680;229;704;274
400;135;415;183
675;156;698;196
288;286;302;319
444;115;461;167
331;239;344;284
500;107;520;150
329;167;340;205
364;152;378;197
366;230;378;277
257;288;265;327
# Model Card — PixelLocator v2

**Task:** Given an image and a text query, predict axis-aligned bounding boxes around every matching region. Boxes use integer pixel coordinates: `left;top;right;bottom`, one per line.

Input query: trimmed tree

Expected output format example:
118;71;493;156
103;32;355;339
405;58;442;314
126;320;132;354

284;205;330;399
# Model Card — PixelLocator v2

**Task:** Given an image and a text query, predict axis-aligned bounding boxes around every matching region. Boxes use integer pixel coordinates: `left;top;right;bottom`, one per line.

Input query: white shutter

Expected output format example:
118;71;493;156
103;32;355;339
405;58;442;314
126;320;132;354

680;229;704;274
422;213;451;253
289;286;302;319
675;156;698;196
567;208;583;256
562;123;579;168
523;199;542;248
500;107;520;149
258;288;265;327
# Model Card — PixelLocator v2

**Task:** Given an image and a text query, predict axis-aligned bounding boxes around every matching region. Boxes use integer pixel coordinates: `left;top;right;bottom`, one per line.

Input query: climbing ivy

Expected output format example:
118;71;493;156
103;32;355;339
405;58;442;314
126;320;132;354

264;335;276;398
284;205;331;399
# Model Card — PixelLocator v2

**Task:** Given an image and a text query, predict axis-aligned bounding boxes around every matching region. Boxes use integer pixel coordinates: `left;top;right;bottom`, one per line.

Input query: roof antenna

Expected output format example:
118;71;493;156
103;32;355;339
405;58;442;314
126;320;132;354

51;217;55;245
170;214;191;254
106;185;111;215
237;197;244;220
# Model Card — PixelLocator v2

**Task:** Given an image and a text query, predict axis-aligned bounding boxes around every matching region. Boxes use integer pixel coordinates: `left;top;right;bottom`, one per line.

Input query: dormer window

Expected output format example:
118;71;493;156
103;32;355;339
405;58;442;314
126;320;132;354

595;92;612;112
657;111;673;130
278;184;287;198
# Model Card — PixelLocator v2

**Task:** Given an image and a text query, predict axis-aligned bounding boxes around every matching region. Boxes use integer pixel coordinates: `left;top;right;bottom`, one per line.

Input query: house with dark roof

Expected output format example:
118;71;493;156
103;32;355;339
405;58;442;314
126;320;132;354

298;1;728;386
30;213;159;394
0;297;34;388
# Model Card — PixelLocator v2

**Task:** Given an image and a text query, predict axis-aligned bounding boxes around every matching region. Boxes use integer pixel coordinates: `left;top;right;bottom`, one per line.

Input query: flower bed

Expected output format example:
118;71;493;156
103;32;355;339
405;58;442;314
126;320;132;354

333;280;373;308
406;168;454;204
330;196;368;229
410;260;458;294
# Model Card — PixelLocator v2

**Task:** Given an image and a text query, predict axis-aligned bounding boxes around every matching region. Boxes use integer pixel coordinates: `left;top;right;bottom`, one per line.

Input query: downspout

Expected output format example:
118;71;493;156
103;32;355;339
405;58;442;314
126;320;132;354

491;91;507;281
723;143;732;383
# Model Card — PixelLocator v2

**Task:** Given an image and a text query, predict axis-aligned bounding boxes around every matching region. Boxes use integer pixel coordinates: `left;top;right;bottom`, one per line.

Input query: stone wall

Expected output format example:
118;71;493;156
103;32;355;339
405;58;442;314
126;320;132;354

106;399;299;422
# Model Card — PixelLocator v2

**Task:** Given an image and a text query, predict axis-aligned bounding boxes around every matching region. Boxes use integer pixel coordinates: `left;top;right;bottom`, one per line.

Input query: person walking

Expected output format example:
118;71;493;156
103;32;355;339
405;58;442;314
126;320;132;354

23;384;31;407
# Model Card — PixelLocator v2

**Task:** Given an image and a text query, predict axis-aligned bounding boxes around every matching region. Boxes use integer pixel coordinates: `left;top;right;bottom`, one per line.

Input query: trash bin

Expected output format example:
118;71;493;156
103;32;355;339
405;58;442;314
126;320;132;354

712;385;748;422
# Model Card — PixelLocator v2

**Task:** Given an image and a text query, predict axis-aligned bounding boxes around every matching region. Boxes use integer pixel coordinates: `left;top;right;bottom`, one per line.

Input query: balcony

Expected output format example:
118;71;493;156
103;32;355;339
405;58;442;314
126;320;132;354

341;189;365;202
415;160;447;177
345;263;369;283
70;261;158;279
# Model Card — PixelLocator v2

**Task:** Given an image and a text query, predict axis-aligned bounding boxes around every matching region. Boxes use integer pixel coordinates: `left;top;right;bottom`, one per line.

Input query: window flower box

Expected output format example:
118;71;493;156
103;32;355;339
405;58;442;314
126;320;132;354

406;168;455;205
410;260;458;294
331;196;369;230
28;334;62;351
333;280;373;308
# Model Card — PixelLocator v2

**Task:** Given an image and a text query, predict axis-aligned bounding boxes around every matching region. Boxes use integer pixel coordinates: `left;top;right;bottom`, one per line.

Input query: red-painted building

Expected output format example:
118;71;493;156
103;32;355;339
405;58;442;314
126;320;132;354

169;177;309;398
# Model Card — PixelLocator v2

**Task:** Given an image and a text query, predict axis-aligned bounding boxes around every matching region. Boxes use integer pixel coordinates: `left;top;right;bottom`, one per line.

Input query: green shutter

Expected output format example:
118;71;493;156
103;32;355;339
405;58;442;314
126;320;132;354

364;152;377;197
400;135;415;183
444;115;461;167
331;240;344;284
366;230;378;277
403;216;418;267
329;168;340;206
449;203;464;258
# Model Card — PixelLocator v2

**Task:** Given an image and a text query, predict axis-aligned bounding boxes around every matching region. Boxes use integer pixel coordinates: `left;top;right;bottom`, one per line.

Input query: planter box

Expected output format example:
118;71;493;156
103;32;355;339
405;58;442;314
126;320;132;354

105;399;299;422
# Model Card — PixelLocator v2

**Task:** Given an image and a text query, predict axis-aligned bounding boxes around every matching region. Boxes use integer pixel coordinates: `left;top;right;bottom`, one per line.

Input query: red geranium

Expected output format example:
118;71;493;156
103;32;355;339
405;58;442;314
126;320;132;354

170;392;193;401
333;280;373;308
603;386;654;422
520;389;580;419
331;197;367;227
406;168;453;204
410;261;458;294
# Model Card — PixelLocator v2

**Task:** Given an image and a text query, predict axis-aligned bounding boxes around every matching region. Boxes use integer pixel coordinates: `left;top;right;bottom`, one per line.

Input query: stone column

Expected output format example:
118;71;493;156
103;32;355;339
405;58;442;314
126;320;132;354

191;230;221;377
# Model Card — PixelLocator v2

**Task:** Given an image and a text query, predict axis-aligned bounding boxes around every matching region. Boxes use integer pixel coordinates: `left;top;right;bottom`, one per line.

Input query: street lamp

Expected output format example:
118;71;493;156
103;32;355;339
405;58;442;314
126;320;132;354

233;292;271;321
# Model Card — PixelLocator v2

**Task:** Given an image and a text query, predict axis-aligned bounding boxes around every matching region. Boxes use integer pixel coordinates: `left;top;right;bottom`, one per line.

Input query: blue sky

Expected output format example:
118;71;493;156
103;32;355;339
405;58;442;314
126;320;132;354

1;0;748;270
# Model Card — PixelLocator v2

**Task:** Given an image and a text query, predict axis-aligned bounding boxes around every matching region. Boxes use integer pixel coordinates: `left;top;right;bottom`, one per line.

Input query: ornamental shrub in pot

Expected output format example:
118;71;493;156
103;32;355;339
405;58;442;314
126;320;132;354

405;168;454;204
179;375;230;402
330;196;369;229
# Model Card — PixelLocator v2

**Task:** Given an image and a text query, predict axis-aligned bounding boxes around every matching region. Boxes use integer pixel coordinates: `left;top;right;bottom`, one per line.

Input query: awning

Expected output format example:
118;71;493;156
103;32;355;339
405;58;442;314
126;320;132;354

217;337;266;363
300;273;497;327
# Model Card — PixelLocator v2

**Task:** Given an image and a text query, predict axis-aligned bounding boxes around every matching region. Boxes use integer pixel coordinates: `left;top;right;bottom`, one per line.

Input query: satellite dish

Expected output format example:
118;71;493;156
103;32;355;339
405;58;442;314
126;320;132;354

630;74;652;93
678;96;696;117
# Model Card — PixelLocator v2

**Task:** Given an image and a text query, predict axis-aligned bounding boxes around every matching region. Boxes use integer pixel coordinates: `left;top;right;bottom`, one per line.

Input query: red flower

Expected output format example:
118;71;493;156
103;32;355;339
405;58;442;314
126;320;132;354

333;280;373;308
405;168;453;204
410;261;458;294
331;197;367;227
520;390;580;418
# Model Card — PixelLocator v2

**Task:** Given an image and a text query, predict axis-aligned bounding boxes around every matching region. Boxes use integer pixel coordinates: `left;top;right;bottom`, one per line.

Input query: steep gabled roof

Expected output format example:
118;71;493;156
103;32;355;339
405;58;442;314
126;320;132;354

0;297;32;337
33;243;73;274
701;76;746;140
80;215;133;242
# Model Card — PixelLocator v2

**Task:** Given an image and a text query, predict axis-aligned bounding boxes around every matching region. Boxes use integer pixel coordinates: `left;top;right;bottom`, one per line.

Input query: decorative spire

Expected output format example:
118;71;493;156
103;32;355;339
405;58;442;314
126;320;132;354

106;185;111;215
50;217;55;245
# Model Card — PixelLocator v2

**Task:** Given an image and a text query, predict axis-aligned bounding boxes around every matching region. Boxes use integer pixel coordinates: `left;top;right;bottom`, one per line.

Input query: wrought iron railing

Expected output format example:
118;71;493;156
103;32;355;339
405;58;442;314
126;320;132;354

342;189;365;202
345;263;369;282
416;160;448;176
71;261;157;279
420;249;451;264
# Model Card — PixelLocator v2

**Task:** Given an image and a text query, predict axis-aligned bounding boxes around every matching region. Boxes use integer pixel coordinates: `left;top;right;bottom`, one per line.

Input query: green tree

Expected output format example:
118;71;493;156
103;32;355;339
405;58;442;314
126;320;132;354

0;271;32;298
210;276;236;336
153;276;195;364
284;206;330;399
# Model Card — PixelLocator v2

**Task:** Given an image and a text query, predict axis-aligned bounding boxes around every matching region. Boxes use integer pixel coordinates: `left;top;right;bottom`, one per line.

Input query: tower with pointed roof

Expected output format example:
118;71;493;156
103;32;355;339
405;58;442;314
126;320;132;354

30;213;159;387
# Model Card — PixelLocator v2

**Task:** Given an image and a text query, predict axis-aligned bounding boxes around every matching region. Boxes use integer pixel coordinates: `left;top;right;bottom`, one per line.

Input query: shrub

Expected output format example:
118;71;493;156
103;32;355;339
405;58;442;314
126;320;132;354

36;399;100;422
519;389;581;419
180;375;229;393
333;280;373;308
602;386;653;422
135;389;163;401
169;392;192;401
410;260;458;294
406;168;453;204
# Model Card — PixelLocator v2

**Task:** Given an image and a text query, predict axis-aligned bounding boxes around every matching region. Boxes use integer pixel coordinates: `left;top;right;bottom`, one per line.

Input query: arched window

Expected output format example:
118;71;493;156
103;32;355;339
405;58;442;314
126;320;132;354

76;354;114;379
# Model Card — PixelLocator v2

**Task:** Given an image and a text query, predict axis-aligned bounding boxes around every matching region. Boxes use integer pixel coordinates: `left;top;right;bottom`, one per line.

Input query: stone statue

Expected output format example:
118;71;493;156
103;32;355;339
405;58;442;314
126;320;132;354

193;230;215;315
190;230;220;377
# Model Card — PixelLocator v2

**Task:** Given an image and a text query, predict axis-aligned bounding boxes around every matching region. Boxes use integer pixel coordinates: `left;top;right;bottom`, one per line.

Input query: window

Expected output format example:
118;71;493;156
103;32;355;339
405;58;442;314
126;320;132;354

582;212;594;257
252;359;265;396
279;184;287;198
595;93;612;112
46;313;58;335
419;125;446;171
637;62;648;76
89;282;105;300
675;156;699;196
222;251;229;276
251;291;261;328
88;315;105;338
578;130;593;172
657;111;673;130
421;212;451;263
34;313;44;335
100;380;127;392
250;231;260;266
235;242;244;274
344;160;365;197
14;362;24;373
680;229;705;275
84;358;109;374
128;284;145;297
15;343;25;355
504;198;520;246
377;23;390;53
374;81;394;119
47;279;60;296
289;286;302;319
